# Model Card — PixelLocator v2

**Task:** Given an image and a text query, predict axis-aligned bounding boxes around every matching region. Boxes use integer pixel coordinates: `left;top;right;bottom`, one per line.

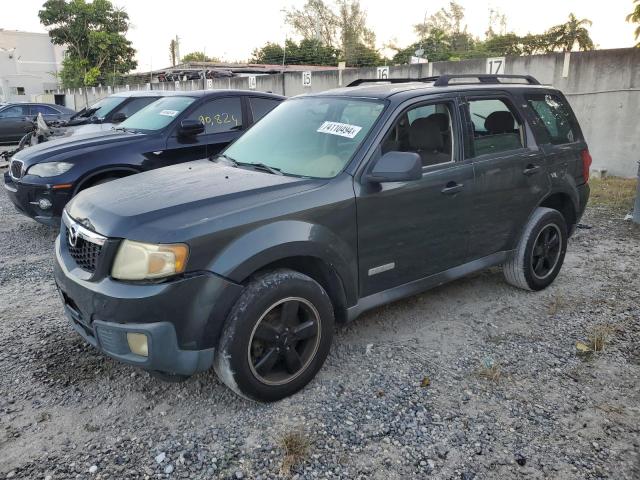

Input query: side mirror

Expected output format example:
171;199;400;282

178;119;205;137
365;151;422;183
111;112;127;123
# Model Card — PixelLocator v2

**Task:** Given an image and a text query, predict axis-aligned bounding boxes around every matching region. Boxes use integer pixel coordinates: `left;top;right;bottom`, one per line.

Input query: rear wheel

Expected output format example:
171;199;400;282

214;269;334;402
503;207;568;291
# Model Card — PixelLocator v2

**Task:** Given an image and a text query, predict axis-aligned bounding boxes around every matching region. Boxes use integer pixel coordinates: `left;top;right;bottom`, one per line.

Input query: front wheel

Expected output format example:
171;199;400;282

214;269;334;402
503;207;568;291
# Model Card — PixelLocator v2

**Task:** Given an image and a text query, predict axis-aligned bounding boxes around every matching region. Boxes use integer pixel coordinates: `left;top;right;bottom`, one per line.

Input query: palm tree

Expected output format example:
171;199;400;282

548;13;594;51
627;0;640;47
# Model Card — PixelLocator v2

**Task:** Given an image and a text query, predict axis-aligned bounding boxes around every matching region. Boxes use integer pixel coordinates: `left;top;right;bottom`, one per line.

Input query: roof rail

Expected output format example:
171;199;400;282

346;73;540;88
431;74;540;86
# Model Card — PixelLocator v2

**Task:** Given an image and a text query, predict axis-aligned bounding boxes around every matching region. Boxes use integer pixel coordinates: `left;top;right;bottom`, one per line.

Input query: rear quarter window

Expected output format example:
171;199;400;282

525;93;580;145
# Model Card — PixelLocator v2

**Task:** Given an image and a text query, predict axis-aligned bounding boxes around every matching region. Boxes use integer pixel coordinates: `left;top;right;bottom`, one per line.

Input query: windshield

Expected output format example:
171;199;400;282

119;96;196;132
223;97;385;178
82;96;124;119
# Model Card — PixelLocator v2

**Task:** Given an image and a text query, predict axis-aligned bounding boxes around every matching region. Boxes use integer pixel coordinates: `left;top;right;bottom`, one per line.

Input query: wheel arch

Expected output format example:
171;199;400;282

208;220;358;322
74;166;141;194
539;190;578;231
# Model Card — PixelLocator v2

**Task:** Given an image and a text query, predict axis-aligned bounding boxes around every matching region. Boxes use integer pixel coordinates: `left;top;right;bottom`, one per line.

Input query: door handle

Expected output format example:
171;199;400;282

441;181;464;195
523;164;541;176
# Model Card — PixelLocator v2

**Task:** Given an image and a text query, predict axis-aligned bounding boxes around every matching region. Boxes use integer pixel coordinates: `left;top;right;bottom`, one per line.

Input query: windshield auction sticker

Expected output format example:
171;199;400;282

159;109;179;117
317;121;362;139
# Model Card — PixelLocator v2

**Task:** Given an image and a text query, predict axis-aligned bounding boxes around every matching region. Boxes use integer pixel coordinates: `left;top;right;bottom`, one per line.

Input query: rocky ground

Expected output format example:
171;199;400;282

0;179;638;480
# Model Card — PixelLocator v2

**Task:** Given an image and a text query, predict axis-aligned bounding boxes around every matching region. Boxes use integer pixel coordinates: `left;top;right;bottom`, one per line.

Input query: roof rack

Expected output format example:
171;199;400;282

346;73;540;88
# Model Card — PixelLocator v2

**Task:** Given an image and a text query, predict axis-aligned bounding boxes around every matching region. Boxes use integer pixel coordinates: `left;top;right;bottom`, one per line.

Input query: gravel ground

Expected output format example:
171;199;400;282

0;179;639;480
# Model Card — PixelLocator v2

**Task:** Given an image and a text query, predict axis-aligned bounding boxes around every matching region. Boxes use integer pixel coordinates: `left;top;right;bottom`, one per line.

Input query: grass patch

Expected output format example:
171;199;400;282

477;358;501;381
589;177;637;212
279;429;310;476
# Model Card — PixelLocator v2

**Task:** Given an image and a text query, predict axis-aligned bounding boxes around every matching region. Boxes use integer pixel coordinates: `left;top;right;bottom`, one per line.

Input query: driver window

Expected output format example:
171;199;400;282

381;102;454;167
184;97;243;134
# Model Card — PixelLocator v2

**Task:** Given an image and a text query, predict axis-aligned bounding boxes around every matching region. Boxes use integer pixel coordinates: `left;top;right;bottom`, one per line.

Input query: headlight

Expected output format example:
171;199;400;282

111;240;189;280
28;162;74;177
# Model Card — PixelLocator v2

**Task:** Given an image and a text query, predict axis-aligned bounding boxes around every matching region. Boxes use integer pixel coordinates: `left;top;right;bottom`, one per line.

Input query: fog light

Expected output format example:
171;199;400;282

38;198;52;210
126;332;148;357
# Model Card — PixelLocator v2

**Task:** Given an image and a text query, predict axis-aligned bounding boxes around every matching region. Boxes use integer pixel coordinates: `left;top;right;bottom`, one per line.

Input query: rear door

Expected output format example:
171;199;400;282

462;93;549;259
356;96;475;297
0;105;31;142
248;96;282;124
522;92;586;183
30;104;62;121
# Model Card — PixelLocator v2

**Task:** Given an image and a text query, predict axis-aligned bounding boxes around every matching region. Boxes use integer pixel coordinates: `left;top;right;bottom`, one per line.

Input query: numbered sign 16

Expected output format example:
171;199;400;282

174;80;181;90
248;76;257;90
377;66;389;80
486;57;506;75
302;71;312;88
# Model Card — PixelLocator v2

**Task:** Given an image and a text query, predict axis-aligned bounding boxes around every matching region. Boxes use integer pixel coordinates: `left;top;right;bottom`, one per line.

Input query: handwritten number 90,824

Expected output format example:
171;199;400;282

198;113;239;127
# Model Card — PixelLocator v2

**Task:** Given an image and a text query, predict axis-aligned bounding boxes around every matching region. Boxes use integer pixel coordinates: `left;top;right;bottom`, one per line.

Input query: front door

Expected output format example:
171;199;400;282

463;94;549;259
0;105;32;142
161;96;246;167
356;98;474;297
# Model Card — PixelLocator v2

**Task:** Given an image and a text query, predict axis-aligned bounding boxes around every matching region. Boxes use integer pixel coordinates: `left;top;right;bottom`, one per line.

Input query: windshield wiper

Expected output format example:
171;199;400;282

212;155;283;175
248;163;283;175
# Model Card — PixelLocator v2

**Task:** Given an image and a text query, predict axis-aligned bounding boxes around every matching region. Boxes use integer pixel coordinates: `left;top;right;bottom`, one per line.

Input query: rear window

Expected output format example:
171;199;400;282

249;97;281;122
525;94;579;145
467;98;524;157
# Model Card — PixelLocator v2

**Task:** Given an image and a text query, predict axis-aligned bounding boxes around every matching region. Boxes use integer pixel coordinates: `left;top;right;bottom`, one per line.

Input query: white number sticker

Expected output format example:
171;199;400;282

317;121;362;139
159;109;179;117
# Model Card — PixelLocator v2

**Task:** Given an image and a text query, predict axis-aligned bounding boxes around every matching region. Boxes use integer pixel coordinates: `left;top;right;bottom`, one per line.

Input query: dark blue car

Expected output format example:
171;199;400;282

4;90;284;226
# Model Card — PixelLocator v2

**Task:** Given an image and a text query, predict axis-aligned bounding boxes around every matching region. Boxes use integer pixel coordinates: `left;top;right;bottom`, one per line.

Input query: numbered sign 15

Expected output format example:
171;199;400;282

486;57;506;75
377;66;389;80
302;71;312;88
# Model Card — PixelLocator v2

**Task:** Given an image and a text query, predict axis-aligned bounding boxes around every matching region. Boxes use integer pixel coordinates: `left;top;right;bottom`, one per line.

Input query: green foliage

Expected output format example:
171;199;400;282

627;0;640;46
182;51;220;63
545;13;594;51
251;39;340;66
283;0;384;66
39;0;137;87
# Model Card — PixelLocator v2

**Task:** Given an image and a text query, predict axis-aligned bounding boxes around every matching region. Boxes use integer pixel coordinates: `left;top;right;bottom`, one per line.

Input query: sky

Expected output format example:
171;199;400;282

2;0;637;71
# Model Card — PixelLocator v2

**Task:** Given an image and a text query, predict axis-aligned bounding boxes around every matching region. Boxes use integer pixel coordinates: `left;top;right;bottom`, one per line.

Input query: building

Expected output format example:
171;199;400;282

0;29;64;102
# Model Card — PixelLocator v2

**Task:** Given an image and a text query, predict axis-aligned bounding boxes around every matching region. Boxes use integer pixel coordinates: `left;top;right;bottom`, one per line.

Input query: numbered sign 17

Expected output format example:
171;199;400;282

486;57;506;75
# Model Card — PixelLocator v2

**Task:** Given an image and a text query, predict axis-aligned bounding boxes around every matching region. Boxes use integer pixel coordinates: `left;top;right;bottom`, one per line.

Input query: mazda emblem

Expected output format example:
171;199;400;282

68;225;78;247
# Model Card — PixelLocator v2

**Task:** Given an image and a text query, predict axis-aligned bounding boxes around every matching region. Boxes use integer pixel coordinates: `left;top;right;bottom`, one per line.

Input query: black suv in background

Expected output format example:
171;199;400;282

4;90;283;225
0;103;76;143
54;74;590;401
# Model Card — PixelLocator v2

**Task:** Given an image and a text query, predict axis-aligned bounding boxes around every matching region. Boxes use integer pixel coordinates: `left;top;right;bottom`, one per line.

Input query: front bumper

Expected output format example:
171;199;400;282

54;234;244;376
4;171;71;226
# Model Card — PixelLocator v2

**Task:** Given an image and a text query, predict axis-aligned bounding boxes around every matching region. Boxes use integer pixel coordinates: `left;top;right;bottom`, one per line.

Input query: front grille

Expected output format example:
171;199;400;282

10;159;24;179
67;233;103;273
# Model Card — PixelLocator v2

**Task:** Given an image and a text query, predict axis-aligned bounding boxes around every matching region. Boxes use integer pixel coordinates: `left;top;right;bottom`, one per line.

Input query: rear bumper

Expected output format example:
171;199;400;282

3;171;69;226
54;234;244;376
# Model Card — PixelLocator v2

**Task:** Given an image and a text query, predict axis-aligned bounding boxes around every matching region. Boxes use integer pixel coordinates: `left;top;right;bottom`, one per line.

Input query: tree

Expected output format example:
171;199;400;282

251;42;285;64
285;0;381;66
181;51;219;63
169;39;178;66
547;13;594;51
627;0;640;46
285;0;338;47
39;0;137;88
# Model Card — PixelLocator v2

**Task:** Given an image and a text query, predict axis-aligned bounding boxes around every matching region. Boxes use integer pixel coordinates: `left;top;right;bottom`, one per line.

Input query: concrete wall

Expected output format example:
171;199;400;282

57;48;640;177
0;30;64;102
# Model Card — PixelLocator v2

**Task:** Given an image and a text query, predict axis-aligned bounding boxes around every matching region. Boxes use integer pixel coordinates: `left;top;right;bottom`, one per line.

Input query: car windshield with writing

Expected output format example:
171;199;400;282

118;96;196;133
222;97;385;178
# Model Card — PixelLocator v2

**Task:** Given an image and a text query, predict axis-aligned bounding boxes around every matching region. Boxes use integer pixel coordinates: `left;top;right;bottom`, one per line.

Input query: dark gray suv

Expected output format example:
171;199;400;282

54;74;591;401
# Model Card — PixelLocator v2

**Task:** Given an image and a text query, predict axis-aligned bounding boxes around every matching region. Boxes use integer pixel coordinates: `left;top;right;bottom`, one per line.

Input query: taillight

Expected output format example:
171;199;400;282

581;149;592;183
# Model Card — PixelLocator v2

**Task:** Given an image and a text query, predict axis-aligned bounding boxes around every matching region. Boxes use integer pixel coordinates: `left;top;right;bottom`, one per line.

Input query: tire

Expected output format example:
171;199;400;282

214;269;334;402
503;207;568;291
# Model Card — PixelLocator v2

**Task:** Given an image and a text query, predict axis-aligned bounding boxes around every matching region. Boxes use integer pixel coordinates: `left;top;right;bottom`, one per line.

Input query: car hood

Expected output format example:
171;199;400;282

62;122;114;137
66;159;324;242
12;130;146;167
